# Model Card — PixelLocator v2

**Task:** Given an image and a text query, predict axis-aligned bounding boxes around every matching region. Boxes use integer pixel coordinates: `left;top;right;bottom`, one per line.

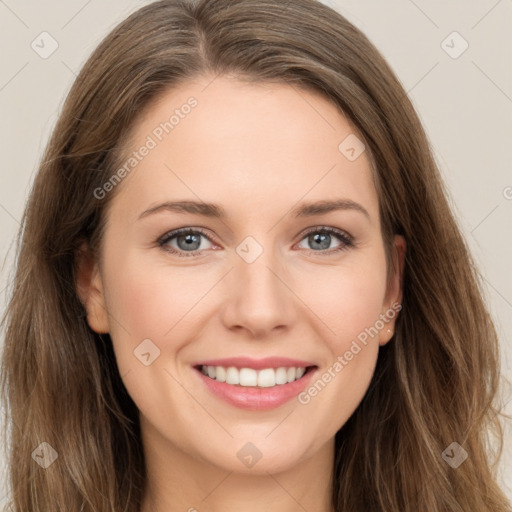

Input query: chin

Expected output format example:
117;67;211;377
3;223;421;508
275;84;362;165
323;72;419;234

194;436;314;475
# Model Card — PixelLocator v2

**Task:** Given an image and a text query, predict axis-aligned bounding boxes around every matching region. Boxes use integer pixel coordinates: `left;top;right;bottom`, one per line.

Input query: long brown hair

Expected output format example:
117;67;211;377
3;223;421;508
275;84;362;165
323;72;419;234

1;0;510;510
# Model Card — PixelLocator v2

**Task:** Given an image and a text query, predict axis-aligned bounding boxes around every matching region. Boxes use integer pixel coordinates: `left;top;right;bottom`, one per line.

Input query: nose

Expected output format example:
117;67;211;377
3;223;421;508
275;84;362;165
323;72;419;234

220;247;297;339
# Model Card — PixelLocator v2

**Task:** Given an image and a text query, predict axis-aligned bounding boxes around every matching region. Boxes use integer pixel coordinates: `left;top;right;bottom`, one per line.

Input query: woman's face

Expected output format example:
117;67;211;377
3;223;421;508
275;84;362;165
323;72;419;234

79;74;405;475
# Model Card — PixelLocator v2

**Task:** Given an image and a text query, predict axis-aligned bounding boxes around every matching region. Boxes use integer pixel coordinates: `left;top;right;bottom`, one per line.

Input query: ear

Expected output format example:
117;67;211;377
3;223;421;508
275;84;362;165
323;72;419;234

379;234;406;346
75;240;110;334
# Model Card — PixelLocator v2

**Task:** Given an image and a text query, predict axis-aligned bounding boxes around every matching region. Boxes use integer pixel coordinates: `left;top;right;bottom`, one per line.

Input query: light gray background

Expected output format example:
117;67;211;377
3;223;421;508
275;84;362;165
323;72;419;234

0;0;511;507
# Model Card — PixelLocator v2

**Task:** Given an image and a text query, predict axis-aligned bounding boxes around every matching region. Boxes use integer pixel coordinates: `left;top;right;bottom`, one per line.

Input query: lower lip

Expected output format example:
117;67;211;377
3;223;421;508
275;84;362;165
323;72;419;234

193;366;318;411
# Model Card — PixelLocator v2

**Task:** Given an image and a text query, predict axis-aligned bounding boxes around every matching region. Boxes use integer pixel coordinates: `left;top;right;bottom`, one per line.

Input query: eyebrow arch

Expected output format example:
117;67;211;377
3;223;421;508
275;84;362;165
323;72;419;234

137;198;370;221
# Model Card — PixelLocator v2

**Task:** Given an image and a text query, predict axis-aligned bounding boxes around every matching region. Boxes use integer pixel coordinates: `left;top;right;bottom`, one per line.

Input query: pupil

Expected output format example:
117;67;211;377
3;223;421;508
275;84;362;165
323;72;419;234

179;233;200;250
311;233;330;250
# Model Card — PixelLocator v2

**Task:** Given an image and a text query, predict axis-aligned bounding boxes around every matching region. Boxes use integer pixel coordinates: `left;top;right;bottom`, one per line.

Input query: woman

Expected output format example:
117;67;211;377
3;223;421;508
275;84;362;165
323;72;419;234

1;0;510;510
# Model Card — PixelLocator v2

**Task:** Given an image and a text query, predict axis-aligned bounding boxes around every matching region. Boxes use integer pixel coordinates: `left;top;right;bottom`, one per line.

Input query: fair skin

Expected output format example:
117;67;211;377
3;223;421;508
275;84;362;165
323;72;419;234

77;74;405;512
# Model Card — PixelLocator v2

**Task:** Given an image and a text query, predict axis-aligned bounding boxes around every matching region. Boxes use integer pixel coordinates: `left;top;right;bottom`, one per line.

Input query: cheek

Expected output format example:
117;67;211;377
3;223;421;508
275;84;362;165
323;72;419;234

313;259;388;345
107;265;175;331
102;251;214;365
296;263;387;430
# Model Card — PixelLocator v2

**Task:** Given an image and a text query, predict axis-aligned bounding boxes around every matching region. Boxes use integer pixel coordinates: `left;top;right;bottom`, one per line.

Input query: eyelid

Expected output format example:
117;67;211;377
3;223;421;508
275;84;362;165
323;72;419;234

299;225;352;240
296;226;354;253
157;227;218;256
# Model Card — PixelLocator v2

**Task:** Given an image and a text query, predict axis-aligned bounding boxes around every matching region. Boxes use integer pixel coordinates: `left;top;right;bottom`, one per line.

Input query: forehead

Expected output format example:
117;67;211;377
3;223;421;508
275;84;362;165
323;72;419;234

109;75;379;225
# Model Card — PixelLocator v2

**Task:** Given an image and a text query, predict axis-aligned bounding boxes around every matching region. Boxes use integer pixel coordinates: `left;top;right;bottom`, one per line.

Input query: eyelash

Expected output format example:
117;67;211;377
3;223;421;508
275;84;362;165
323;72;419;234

157;226;354;258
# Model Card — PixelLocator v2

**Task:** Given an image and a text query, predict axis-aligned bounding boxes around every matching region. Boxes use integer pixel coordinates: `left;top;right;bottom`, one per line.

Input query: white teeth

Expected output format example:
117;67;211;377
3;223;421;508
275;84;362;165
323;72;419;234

215;366;226;382
239;368;257;386
257;368;275;387
275;367;288;385
226;366;239;385
200;365;309;387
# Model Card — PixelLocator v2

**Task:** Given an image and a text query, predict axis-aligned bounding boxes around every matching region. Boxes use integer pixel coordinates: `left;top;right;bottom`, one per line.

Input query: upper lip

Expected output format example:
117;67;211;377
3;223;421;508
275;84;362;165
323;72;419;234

193;357;317;370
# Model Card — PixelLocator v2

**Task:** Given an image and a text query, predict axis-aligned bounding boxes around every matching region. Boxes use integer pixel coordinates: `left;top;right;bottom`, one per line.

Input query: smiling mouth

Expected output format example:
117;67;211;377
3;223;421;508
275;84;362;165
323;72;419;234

194;364;317;388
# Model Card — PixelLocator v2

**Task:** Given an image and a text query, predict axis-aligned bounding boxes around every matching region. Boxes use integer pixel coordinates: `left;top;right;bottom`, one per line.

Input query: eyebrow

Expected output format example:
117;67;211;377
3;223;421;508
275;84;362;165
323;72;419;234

137;198;370;221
